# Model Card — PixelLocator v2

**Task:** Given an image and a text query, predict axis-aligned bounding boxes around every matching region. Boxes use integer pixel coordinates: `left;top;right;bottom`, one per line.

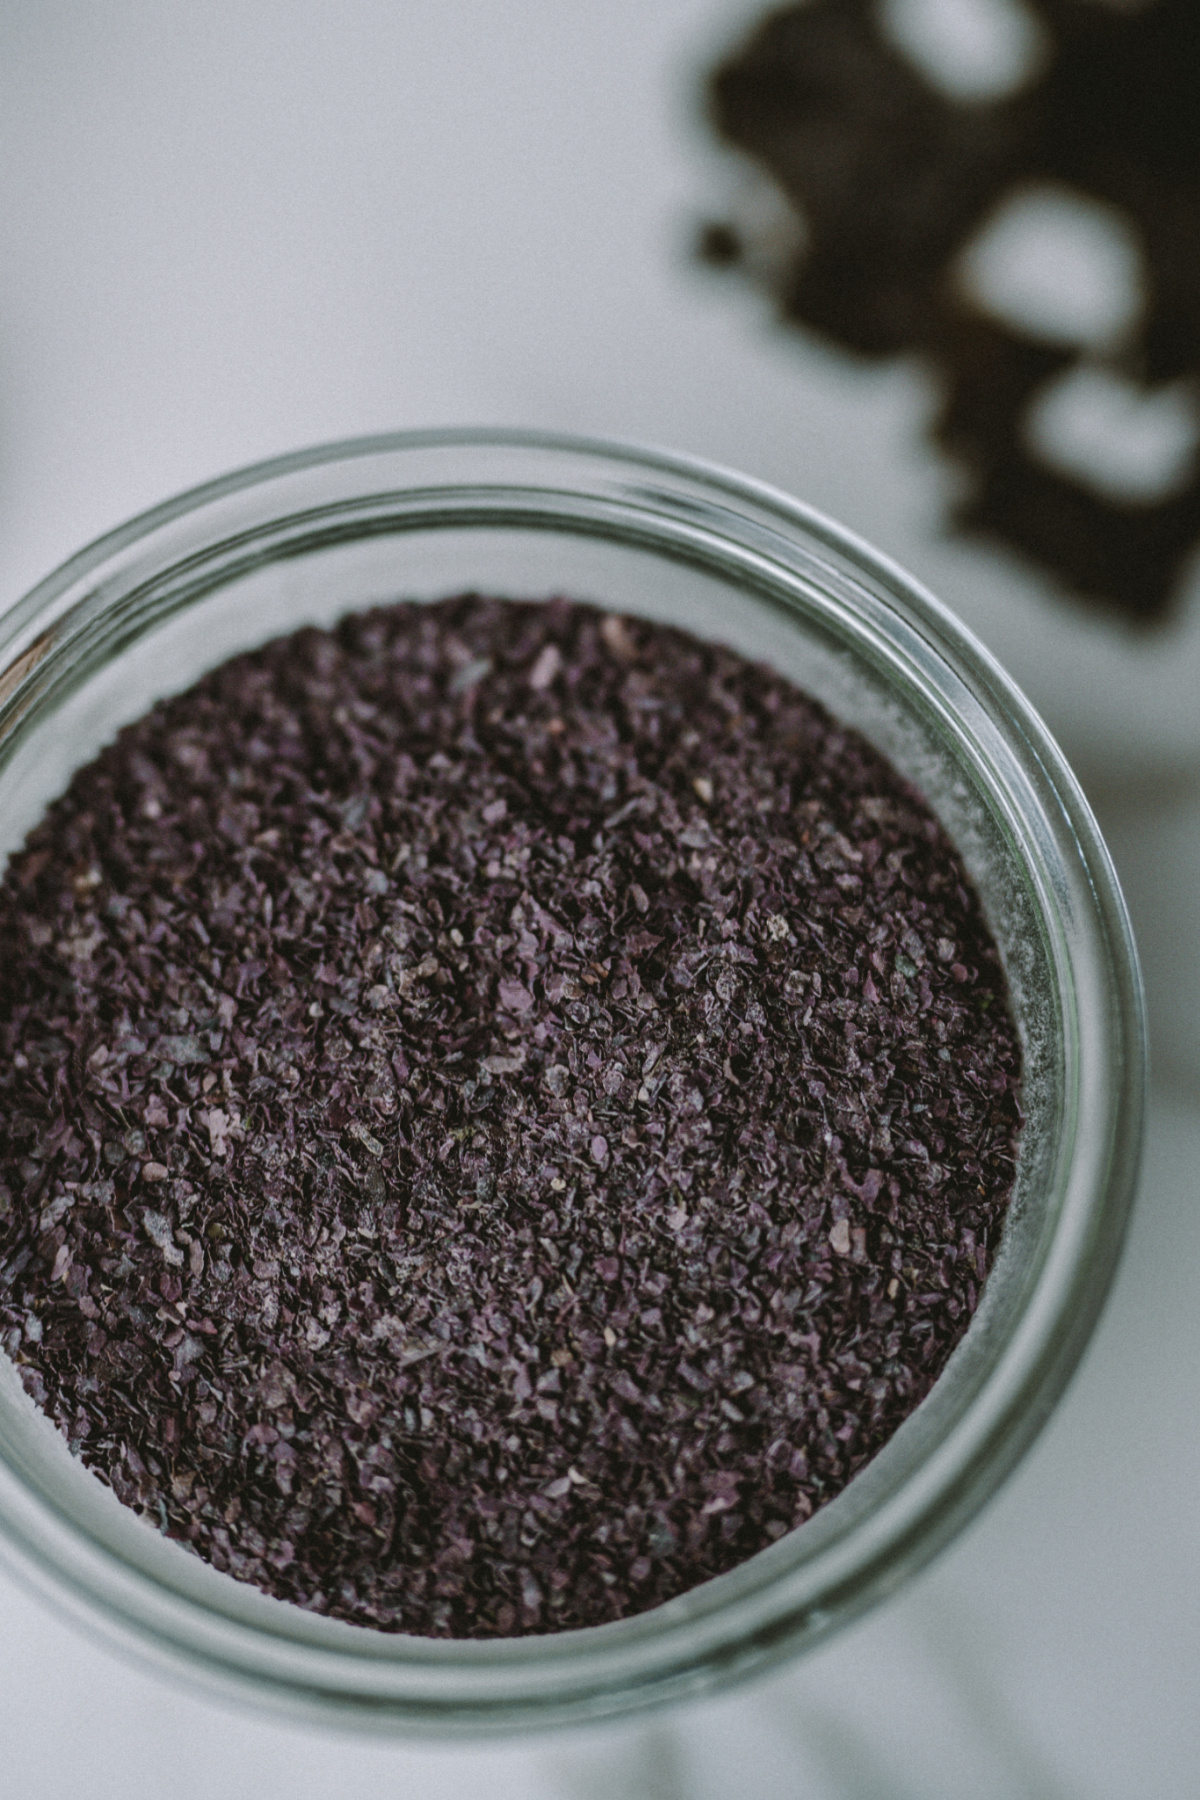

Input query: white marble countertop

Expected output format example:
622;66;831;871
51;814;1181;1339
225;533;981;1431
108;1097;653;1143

2;5;1197;1793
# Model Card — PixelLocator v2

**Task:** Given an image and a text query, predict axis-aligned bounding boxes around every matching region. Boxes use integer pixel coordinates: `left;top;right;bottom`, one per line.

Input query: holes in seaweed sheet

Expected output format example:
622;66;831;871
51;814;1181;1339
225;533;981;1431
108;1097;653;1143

877;0;1049;103
1024;364;1200;504
956;185;1145;348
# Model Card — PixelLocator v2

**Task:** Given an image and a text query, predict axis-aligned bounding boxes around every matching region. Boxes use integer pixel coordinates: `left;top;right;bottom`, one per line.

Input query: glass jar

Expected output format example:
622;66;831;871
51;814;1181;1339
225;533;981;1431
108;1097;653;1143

0;430;1144;1732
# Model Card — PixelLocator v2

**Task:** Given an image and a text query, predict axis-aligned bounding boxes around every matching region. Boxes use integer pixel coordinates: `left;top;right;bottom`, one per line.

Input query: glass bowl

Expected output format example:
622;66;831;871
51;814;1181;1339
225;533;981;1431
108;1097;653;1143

0;429;1144;1732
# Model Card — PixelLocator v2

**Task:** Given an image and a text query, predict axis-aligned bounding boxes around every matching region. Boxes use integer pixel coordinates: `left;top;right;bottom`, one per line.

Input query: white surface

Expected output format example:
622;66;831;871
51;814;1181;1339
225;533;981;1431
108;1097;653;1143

1;4;1196;1793
5;0;1200;779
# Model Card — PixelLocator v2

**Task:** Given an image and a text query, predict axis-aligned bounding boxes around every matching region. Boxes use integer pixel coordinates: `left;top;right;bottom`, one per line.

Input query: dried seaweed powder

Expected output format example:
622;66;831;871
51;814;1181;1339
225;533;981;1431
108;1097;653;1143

0;596;1020;1635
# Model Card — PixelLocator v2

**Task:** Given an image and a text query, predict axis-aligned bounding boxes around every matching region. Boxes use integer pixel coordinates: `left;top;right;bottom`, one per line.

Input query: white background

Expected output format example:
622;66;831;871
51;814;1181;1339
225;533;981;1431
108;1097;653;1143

1;4;1197;1793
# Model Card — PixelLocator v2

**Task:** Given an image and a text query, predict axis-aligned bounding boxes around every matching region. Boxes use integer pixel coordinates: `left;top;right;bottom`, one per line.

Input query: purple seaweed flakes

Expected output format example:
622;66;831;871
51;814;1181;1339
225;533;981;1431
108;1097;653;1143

497;977;534;1014
0;593;1021;1639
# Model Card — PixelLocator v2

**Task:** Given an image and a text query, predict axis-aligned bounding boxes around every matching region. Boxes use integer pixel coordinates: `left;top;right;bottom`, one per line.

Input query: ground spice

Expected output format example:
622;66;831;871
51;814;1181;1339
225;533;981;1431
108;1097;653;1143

0;596;1021;1636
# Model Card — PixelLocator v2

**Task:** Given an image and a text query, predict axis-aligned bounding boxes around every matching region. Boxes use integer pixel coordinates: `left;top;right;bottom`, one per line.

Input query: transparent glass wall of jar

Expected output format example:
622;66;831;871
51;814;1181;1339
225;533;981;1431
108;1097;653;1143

0;432;1144;1732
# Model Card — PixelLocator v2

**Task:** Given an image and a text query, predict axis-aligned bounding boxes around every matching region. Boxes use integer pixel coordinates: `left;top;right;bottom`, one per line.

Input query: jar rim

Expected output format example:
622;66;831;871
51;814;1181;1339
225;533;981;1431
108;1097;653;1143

0;428;1146;1732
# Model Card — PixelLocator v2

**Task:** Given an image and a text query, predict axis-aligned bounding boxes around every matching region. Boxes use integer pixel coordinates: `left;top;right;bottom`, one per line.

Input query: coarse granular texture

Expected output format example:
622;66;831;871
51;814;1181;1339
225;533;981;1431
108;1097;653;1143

0;596;1021;1637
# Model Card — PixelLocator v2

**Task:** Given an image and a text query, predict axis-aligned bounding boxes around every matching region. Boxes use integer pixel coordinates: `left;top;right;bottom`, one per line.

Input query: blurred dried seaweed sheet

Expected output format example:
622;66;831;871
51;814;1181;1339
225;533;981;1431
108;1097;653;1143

699;0;1200;623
